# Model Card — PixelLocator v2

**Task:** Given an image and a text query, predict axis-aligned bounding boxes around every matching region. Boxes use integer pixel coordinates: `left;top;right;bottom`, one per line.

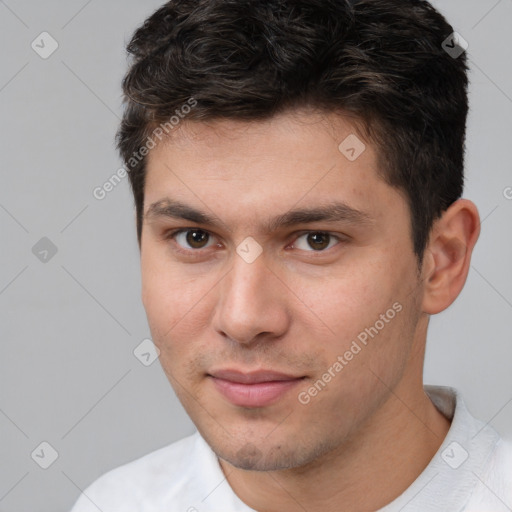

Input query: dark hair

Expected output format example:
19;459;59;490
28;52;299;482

116;0;469;267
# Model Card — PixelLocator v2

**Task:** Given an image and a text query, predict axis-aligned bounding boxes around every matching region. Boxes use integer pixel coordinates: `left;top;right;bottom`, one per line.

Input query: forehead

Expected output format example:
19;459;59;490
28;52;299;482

151;110;369;163
146;111;375;185
143;111;406;234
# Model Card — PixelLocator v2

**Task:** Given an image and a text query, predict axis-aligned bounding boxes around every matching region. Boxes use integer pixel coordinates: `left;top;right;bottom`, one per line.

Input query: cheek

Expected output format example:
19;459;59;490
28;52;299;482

294;252;417;384
141;249;215;357
293;262;398;345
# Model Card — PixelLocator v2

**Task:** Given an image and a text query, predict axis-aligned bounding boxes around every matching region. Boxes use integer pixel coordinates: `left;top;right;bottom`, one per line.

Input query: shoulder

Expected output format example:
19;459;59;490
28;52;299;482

489;437;512;485
69;432;202;512
465;436;512;511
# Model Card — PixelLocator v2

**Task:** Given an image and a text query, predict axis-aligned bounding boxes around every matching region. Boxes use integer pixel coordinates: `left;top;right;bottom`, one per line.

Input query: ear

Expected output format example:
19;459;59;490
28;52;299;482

421;199;480;314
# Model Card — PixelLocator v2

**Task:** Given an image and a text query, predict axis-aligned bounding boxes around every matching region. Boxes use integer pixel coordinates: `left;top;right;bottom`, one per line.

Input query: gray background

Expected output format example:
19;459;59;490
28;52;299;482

0;1;511;511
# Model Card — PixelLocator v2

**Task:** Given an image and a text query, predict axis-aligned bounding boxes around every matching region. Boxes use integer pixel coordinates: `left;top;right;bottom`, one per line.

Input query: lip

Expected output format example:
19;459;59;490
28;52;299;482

208;369;305;408
209;369;303;384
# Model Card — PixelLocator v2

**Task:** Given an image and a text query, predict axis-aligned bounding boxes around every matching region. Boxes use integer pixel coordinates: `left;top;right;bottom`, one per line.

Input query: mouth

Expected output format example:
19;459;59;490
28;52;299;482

207;369;307;408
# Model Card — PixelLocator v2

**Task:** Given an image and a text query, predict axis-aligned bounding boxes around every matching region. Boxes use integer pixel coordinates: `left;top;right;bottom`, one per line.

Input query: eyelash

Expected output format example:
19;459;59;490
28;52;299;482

163;228;345;258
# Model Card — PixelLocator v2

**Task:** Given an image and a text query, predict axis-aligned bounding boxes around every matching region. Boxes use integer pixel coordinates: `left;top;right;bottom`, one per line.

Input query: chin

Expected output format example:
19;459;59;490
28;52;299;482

212;436;324;472
222;449;298;472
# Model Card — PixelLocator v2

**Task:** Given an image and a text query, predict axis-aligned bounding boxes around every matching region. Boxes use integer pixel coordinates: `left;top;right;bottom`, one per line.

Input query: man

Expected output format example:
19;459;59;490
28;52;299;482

70;0;512;510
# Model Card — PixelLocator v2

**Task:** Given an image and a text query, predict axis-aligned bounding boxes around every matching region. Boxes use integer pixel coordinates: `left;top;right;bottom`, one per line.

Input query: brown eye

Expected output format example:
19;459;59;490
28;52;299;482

307;232;330;250
293;232;340;252
173;229;213;250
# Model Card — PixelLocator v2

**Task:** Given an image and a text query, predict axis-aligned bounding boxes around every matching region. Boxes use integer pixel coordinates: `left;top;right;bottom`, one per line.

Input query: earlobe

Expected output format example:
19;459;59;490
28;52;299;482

421;199;480;314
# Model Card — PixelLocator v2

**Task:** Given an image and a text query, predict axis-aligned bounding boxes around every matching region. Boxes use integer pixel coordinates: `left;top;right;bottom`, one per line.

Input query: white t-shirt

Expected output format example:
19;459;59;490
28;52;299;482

70;386;512;511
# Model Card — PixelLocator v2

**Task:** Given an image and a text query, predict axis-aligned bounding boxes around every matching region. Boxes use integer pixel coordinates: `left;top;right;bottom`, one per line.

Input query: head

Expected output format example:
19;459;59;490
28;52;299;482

116;0;479;471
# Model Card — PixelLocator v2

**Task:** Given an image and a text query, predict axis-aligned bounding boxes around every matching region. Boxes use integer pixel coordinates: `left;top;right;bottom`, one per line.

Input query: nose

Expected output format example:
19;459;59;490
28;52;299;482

213;249;290;346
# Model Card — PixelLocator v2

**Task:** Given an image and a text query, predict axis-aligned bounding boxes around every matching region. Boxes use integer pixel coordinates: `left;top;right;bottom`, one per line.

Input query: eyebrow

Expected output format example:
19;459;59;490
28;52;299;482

144;198;374;232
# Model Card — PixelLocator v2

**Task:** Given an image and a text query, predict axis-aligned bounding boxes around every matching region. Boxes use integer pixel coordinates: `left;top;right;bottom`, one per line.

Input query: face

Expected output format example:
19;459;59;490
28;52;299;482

141;111;425;471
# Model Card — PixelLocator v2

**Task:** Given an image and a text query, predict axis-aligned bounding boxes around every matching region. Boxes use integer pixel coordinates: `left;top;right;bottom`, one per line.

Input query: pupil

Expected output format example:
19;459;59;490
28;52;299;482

308;232;329;250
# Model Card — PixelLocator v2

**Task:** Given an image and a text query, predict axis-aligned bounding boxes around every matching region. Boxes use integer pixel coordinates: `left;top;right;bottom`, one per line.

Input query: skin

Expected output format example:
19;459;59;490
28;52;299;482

140;110;480;512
